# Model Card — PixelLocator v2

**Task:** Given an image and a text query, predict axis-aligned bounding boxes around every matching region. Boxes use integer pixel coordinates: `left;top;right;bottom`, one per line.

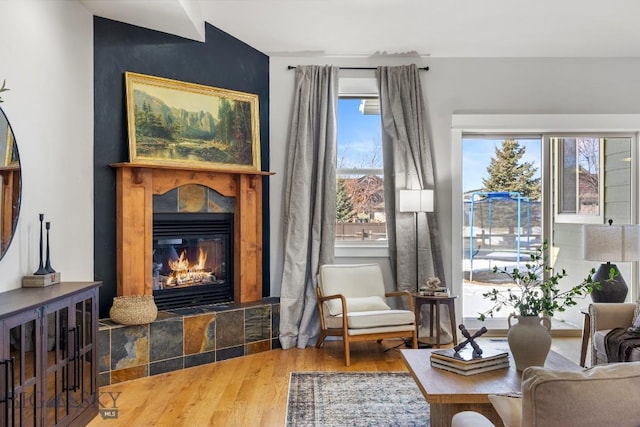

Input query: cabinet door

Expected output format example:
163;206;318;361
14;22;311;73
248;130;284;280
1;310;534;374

43;300;72;426
72;294;96;414
43;290;97;426
0;309;41;427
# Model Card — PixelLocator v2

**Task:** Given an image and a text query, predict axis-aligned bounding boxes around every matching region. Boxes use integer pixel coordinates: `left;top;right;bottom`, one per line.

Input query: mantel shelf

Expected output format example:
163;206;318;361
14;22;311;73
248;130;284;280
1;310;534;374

111;162;274;176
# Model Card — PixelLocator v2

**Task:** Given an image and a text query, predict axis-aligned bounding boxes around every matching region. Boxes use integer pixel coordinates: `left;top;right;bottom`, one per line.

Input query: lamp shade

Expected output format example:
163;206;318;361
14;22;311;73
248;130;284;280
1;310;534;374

582;224;640;262
399;189;434;213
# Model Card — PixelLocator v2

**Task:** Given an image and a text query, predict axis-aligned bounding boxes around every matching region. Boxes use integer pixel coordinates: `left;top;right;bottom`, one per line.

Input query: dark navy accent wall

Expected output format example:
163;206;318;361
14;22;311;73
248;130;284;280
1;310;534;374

93;17;270;317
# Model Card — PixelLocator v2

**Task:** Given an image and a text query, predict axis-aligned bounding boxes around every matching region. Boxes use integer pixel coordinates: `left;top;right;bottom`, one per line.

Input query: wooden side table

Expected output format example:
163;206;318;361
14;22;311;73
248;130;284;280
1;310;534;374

413;294;458;348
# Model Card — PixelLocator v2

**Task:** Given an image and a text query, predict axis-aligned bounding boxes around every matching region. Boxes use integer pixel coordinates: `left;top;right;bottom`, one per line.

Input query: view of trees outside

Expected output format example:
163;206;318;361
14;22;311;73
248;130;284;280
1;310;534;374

336;98;386;241
482;139;541;200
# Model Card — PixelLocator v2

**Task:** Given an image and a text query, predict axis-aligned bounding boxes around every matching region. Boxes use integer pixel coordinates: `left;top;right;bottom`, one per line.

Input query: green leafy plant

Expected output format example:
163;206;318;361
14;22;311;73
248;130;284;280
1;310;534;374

478;241;614;321
0;80;8;103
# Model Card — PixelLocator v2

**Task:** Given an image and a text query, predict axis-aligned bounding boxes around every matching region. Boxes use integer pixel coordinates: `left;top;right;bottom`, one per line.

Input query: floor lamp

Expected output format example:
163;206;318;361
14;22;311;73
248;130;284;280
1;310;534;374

399;189;434;291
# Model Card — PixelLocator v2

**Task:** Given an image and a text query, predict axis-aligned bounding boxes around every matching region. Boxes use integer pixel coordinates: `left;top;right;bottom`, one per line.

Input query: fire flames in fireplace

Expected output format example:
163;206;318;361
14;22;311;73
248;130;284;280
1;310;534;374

152;211;233;309
154;239;226;290
165;248;216;286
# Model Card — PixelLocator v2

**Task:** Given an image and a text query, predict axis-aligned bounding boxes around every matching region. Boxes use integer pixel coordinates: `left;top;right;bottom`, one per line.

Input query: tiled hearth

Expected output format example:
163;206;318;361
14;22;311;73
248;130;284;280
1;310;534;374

98;298;280;386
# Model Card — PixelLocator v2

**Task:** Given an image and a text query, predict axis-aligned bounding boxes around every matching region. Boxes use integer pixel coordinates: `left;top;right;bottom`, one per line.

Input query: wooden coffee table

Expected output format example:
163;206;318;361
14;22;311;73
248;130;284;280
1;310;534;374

400;341;582;427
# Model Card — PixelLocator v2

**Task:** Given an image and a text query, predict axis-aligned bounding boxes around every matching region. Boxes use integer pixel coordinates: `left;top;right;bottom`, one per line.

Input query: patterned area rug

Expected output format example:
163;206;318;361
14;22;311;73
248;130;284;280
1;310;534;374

286;372;430;426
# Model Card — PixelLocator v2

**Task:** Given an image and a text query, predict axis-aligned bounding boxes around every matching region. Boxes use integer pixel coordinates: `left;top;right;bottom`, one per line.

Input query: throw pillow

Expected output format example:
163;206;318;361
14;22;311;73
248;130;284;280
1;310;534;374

628;311;640;334
488;393;522;427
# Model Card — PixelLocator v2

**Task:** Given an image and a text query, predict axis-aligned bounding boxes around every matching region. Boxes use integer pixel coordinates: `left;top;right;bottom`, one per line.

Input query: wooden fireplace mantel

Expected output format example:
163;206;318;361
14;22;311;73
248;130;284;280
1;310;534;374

112;162;271;303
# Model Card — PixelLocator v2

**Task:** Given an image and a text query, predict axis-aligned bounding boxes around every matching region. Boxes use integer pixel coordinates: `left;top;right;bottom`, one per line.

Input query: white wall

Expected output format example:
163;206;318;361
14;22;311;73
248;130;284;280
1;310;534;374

269;56;640;297
0;1;94;292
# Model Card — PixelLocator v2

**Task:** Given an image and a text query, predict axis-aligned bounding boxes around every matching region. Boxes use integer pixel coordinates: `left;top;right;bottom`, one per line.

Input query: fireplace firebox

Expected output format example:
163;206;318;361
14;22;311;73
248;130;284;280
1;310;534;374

152;212;233;310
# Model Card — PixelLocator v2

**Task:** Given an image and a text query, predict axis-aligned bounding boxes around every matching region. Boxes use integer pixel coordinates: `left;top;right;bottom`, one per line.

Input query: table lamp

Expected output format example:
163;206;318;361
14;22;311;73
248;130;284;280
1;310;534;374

582;220;640;302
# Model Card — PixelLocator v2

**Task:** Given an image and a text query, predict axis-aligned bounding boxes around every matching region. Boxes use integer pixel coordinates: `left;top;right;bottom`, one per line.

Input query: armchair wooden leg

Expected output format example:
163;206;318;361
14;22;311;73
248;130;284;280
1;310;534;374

316;331;327;348
343;334;351;366
411;332;418;349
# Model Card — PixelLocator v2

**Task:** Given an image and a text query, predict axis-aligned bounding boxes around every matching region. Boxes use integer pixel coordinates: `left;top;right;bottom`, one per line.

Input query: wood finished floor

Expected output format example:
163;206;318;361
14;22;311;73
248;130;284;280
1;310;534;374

88;337;581;427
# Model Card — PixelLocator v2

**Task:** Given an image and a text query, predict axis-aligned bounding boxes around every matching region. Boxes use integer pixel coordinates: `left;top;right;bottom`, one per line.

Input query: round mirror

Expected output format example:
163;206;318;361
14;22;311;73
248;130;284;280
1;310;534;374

0;107;20;258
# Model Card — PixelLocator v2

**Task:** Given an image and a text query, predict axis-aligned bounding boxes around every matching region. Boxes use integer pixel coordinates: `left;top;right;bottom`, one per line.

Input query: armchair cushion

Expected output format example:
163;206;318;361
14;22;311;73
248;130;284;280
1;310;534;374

325;309;415;329
325;295;390;317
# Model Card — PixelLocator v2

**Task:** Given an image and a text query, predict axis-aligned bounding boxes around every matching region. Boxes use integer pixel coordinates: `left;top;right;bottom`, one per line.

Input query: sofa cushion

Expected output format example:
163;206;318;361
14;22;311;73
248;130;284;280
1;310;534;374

593;329;640;362
325;309;414;329
521;362;640;427
325;296;390;317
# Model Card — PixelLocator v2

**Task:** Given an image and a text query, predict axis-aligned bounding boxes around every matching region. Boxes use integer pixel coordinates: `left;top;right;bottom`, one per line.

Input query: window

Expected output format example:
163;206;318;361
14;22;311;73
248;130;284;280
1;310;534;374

552;137;604;223
336;97;386;245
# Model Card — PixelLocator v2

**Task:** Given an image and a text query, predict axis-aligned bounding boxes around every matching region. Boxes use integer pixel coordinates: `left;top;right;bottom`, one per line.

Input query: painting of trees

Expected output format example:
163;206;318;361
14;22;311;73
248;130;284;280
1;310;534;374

126;72;259;170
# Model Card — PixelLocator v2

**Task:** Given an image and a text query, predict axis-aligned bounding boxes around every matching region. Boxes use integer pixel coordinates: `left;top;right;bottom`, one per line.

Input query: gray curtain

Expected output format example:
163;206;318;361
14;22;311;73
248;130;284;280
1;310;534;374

377;65;450;342
279;65;339;349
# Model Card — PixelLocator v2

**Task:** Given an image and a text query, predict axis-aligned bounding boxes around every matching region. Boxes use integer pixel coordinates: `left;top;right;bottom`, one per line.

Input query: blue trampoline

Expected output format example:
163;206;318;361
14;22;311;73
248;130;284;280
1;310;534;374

466;191;538;277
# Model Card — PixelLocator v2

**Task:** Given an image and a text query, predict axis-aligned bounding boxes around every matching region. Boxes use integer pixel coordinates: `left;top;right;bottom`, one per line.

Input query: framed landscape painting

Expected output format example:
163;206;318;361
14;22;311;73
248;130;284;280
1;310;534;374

125;72;260;171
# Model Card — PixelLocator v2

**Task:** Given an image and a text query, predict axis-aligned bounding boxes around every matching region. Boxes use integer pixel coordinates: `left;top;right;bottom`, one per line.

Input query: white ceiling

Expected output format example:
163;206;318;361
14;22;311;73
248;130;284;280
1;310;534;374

81;0;640;58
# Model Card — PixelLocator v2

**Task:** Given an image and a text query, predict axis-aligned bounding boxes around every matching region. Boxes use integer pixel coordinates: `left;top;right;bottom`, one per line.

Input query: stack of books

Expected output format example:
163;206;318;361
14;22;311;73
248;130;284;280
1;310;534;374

419;287;449;297
430;346;509;376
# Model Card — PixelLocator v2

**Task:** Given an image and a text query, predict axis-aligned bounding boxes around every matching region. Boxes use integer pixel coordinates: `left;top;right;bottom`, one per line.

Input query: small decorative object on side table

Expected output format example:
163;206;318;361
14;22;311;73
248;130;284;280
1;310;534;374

419;277;448;296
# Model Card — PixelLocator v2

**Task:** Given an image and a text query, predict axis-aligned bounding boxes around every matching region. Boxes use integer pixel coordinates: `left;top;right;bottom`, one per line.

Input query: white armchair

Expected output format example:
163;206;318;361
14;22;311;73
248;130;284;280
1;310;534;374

315;263;418;366
589;302;639;365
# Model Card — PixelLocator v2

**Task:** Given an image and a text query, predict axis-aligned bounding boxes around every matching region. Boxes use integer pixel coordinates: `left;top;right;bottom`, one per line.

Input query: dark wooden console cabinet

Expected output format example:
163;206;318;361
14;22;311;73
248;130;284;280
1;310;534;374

0;281;100;426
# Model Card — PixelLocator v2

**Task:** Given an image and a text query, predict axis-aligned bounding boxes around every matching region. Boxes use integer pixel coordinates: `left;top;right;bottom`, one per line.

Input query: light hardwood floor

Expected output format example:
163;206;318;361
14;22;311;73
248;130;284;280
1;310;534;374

88;337;582;427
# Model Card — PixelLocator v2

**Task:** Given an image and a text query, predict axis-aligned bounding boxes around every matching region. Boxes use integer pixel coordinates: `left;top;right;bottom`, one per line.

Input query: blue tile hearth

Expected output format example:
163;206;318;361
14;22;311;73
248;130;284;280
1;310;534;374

99;298;279;385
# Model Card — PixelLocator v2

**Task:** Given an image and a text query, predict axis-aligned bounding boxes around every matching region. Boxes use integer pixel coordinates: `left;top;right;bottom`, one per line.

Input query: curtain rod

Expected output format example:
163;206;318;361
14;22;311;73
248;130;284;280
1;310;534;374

287;65;429;71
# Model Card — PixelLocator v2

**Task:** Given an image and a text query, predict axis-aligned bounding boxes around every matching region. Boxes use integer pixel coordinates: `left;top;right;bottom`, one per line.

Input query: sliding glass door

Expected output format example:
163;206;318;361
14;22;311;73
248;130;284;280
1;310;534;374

459;130;636;332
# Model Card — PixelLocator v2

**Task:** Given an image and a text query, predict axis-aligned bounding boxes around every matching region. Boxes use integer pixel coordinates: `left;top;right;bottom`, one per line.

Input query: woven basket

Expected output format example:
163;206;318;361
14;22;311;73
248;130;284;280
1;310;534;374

109;295;158;325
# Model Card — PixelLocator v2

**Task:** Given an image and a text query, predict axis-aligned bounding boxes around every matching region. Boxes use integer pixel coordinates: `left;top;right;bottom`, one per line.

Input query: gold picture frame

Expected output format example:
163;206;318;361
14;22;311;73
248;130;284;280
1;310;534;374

125;72;260;171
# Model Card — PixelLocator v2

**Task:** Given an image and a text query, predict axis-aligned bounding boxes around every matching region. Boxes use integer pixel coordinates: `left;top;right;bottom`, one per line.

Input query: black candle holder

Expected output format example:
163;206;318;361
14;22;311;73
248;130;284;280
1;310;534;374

44;221;55;273
33;214;48;275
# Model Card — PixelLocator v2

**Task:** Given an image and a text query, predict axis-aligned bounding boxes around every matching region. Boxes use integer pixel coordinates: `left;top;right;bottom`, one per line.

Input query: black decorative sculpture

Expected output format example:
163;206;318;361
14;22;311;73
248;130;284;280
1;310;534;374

44;221;55;273
454;324;488;356
33;213;48;275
